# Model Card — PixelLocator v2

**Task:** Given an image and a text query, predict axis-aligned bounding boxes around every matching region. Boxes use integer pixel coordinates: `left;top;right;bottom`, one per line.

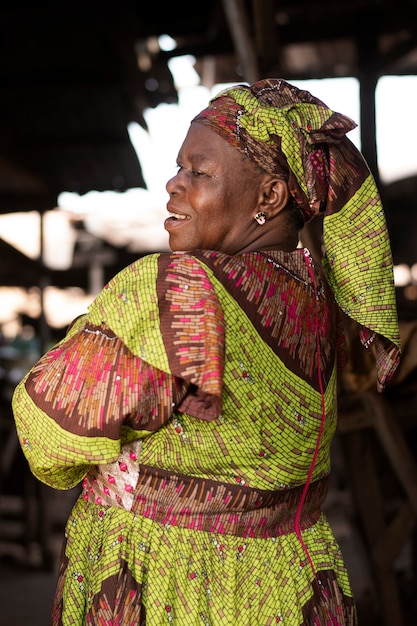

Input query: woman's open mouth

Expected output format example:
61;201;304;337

164;211;189;231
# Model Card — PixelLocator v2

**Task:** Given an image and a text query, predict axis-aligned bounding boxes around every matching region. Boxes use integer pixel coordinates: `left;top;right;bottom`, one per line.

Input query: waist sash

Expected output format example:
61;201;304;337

84;461;328;538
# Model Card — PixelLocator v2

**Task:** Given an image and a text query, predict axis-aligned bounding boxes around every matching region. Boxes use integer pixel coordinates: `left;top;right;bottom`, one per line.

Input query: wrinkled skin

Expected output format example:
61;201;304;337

165;122;297;255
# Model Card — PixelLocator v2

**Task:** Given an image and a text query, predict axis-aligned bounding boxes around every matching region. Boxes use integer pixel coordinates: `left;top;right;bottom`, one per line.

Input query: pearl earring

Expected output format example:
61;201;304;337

254;212;267;225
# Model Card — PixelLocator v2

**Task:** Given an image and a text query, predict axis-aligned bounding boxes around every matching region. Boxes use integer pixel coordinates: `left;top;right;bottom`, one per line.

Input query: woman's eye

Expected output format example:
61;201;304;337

176;164;204;177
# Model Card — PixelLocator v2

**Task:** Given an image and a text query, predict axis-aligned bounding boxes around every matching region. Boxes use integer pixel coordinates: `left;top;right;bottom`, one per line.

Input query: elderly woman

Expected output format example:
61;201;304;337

12;79;400;625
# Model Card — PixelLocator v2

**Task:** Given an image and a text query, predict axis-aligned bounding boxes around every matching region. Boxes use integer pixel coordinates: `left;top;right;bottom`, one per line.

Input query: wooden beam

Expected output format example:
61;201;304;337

252;0;280;73
222;0;260;83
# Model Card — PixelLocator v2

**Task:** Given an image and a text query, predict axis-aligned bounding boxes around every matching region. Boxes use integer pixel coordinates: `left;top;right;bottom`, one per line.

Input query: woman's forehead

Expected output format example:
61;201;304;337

179;122;242;161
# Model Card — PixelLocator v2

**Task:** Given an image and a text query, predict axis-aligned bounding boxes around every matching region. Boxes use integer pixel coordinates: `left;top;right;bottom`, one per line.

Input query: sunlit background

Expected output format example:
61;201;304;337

0;43;416;339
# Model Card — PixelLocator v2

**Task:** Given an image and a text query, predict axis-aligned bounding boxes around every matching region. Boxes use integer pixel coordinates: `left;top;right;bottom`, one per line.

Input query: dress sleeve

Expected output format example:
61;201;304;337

12;319;189;489
12;252;225;490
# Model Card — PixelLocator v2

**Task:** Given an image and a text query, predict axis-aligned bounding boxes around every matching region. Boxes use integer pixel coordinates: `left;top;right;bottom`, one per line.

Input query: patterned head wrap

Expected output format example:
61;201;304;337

192;78;401;390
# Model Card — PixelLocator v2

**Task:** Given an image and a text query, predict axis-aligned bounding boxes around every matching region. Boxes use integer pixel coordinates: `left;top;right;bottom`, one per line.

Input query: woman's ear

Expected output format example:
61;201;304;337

259;177;290;217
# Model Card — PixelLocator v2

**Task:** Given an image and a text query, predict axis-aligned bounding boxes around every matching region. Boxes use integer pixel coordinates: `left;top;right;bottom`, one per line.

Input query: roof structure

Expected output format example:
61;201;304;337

2;0;416;212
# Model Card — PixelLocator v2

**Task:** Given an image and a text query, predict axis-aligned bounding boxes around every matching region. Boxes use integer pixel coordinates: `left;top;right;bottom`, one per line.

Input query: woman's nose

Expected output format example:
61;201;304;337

166;171;180;195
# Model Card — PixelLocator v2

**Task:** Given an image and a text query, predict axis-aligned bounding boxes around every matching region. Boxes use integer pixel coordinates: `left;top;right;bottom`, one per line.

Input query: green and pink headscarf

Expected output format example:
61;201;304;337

192;78;401;390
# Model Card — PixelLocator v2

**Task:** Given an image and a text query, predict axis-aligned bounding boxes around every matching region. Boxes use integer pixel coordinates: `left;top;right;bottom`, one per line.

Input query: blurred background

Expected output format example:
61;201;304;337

1;1;417;624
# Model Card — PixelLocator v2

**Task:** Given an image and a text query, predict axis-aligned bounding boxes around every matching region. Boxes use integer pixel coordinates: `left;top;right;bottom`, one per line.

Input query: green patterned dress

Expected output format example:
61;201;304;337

12;248;356;625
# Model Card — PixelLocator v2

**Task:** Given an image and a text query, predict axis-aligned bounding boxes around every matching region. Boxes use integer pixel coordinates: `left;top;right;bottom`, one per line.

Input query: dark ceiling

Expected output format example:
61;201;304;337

1;0;417;310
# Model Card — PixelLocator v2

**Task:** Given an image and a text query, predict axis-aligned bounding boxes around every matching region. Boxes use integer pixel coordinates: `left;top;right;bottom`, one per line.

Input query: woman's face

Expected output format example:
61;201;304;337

165;122;265;254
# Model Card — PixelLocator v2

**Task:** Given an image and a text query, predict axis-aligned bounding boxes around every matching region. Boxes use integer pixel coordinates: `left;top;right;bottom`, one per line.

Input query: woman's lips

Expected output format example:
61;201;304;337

164;211;189;231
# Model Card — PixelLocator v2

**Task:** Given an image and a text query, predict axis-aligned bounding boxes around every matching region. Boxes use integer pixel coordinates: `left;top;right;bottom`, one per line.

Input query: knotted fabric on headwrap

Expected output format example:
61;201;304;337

192;78;401;390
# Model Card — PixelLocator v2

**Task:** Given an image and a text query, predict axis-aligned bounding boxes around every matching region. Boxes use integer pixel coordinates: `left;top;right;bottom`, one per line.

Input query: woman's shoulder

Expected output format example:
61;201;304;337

98;252;220;305
102;252;193;286
116;251;211;275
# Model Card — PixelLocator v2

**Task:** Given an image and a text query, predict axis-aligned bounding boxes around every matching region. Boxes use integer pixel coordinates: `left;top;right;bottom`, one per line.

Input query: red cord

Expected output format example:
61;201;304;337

294;249;327;579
